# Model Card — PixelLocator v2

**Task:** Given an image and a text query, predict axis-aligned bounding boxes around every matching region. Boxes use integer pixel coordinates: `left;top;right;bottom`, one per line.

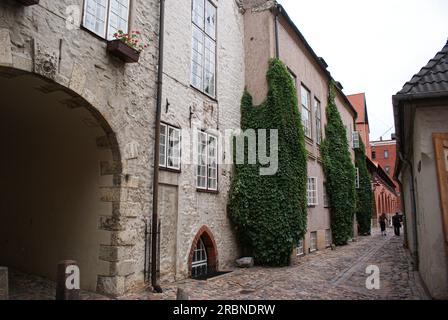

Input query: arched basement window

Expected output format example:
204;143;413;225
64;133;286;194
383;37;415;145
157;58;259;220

192;237;208;278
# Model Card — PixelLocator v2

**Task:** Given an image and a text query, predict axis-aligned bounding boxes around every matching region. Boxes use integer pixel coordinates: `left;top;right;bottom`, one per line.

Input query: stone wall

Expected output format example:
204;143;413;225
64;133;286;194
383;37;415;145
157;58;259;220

0;0;160;296
158;0;245;281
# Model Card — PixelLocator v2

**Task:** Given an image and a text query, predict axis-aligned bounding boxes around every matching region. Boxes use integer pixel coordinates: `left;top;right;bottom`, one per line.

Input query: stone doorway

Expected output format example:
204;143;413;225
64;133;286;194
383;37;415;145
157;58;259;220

0;68;123;295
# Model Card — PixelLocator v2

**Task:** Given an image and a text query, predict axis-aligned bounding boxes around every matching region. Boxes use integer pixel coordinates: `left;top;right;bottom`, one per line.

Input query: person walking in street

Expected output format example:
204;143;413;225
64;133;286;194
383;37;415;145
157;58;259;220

392;212;402;236
379;213;388;237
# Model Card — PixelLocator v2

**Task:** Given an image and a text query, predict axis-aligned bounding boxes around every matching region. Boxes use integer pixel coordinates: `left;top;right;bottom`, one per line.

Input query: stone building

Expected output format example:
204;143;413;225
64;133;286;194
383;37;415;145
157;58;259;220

393;40;448;299
242;1;358;256
156;0;244;282
0;0;160;296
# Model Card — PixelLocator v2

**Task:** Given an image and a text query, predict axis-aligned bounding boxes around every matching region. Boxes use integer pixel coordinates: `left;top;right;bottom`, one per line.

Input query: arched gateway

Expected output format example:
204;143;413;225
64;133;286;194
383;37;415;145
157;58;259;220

188;226;219;278
0;66;125;294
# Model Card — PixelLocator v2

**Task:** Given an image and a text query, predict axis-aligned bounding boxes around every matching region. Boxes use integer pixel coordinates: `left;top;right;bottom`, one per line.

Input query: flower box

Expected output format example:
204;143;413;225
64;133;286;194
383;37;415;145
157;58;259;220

107;40;140;63
15;0;39;5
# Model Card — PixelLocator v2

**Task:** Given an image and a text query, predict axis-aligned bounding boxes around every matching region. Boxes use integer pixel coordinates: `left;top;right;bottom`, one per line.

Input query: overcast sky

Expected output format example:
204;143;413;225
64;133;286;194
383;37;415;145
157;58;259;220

278;0;448;141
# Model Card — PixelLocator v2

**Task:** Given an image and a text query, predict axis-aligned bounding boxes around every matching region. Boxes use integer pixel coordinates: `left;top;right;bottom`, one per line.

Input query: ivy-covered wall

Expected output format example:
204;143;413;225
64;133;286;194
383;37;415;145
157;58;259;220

355;139;374;235
321;82;357;246
229;59;308;266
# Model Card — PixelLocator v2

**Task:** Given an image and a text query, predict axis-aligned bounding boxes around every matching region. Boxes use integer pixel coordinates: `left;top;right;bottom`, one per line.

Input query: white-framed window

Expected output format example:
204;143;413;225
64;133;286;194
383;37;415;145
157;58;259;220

301;85;312;139
191;0;217;98
352;131;360;149
325;229;332;248
297;239;304;256
83;0;130;40
356;167;360;189
315;98;322;145
197;131;218;191
385;166;391;175
159;124;181;171
307;177;318;207
310;232;318;252
192;237;208;278
323;182;330;208
384;150;389;159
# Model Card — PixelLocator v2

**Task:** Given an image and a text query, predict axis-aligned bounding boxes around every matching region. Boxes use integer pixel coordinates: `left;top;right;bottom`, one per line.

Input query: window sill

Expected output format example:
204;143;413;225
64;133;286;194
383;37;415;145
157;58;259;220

159;166;181;174
80;26;109;43
197;188;219;195
190;85;218;103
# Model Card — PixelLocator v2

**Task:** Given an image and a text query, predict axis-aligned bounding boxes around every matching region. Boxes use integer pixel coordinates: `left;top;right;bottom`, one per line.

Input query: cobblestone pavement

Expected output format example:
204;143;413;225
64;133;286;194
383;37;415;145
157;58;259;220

6;229;429;300
123;229;430;300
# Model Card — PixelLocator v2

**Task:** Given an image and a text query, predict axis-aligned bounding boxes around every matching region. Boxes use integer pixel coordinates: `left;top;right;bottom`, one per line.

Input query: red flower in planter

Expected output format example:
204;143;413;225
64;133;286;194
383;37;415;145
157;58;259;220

113;30;151;53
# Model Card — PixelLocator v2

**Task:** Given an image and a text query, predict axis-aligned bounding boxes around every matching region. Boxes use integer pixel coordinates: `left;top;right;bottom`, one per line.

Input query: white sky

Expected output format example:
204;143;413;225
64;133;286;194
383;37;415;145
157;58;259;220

278;0;448;141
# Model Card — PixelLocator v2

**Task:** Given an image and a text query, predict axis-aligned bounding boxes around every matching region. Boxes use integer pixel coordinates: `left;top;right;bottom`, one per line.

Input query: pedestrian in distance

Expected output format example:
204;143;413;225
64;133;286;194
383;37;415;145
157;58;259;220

379;213;388;237
392;212;402;236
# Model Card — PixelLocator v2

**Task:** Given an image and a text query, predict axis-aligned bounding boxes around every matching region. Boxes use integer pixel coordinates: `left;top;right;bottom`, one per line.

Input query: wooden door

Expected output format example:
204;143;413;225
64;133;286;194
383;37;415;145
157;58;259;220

433;133;448;246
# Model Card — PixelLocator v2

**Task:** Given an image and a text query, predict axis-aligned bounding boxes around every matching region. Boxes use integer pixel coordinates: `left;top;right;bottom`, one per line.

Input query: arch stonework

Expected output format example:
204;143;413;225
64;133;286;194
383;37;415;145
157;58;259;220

188;226;219;276
0;65;128;294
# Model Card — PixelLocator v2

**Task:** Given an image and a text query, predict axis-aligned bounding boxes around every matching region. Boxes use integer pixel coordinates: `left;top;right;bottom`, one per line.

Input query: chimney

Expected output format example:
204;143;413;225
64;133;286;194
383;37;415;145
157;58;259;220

380;137;383;142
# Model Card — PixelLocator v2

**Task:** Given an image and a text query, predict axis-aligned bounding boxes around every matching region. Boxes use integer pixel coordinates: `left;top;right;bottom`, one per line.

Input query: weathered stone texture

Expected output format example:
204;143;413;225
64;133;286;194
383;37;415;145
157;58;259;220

160;0;245;282
0;0;159;296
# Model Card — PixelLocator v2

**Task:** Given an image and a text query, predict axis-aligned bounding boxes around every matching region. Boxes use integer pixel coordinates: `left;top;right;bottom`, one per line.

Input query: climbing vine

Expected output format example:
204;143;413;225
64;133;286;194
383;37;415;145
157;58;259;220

321;81;357;246
355;139;374;236
229;58;308;266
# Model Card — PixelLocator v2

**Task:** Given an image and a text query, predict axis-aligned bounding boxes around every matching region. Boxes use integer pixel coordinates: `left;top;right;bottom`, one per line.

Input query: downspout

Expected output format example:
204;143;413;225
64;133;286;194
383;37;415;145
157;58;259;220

150;0;165;293
398;151;419;270
274;6;280;58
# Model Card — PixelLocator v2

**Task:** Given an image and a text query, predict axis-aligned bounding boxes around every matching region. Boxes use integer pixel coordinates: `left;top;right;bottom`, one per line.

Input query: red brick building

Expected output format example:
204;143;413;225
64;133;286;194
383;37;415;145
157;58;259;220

348;93;401;226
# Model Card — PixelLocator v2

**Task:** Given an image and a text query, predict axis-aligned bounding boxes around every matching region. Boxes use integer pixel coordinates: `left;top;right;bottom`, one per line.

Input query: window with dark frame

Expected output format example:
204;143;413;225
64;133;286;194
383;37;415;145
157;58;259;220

191;0;217;98
83;0;130;40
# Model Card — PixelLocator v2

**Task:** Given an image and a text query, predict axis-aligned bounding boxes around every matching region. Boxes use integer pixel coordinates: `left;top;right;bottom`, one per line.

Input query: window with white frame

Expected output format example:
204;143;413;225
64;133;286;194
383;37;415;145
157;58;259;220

197;131;218;191
384;150;389;159
356;167;360;189
191;0;217;97
307;177;318;206
83;0;130;40
297;239;304;256
159;124;181;171
310;232;318;252
301;86;312;139
325;229;332;248
352;131;360;149
315;98;322;145
323;182;330;208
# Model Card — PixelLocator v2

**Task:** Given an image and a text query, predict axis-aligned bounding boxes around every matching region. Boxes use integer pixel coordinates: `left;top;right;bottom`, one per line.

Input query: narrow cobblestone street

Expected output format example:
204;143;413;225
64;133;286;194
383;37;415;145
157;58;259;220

123;229;429;300
8;229;429;300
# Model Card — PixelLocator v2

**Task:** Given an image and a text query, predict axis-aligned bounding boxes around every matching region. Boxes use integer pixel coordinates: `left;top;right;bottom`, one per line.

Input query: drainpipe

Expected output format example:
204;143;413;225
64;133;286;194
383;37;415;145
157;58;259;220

150;0;165;293
398;151;419;270
274;5;280;58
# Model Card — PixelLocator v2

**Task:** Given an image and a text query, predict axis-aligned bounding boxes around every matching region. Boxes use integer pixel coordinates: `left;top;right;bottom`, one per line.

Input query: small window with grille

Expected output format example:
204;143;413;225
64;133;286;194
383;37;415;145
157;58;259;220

192;237;208;278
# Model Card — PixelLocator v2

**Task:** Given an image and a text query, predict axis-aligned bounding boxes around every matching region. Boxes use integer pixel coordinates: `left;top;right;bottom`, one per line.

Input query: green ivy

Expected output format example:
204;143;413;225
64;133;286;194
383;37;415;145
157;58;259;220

229;58;308;266
355;139;374;236
321;81;357;246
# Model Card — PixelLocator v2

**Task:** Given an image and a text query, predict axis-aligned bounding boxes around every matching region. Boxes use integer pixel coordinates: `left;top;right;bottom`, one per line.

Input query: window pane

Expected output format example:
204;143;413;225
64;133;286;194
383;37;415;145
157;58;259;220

84;0;108;37
301;86;312;139
168;127;181;170
205;1;216;39
159;124;167;167
108;0;129;40
192;0;205;29
315;99;322;144
208;135;218;190
203;37;216;97
197;132;208;188
191;25;204;90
